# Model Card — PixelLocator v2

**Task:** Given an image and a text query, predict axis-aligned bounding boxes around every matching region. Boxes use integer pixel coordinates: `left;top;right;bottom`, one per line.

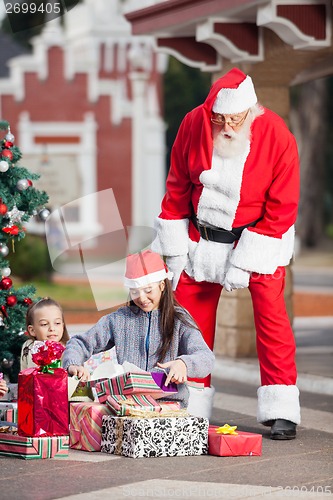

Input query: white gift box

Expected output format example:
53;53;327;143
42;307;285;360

101;415;208;458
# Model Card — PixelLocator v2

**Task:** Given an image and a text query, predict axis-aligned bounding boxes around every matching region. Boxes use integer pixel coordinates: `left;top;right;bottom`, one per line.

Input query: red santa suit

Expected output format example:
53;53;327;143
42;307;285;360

152;68;301;426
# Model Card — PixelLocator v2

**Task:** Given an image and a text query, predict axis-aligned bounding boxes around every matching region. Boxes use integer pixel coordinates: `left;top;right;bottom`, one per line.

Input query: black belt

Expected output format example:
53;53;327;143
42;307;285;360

192;217;262;244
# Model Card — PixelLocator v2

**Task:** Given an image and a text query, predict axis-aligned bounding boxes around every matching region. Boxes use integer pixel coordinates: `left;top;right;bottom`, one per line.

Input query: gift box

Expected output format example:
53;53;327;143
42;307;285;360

0;432;69;459
2;408;18;424
18;367;69;437
0;402;18;423
94;372;177;403
101;415;209;458
105;394;161;416
68;378;95;402
69;402;112;452
208;425;262;457
84;348;117;374
150;372;179;394
160;401;181;412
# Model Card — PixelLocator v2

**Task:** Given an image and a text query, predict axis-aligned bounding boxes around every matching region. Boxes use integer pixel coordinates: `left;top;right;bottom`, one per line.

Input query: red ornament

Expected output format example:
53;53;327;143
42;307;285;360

1;150;13;161
3;141;13;148
2;225;19;235
27;179;33;187
6;295;17;307
23;297;33;305
0;203;7;215
0;305;7;317
0;277;12;290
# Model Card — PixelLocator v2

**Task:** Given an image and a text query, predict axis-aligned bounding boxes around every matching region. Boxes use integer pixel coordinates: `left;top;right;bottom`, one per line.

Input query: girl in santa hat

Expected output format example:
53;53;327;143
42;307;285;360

62;250;215;410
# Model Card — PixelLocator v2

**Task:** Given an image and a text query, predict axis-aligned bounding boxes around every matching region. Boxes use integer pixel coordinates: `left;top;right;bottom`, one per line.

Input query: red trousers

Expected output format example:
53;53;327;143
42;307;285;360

175;267;297;387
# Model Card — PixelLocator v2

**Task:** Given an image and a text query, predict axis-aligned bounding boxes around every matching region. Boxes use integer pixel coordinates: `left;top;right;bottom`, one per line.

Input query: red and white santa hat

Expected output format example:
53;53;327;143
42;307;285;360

124;250;173;288
212;68;257;115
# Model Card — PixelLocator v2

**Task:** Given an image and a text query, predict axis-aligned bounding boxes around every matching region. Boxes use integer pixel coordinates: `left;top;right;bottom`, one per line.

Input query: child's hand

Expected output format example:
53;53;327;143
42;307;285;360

0;379;9;398
67;365;90;381
157;359;187;386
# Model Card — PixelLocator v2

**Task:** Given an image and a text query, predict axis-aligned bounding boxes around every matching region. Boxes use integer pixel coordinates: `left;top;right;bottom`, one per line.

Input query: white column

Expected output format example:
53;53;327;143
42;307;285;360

129;70;149;227
144;84;166;227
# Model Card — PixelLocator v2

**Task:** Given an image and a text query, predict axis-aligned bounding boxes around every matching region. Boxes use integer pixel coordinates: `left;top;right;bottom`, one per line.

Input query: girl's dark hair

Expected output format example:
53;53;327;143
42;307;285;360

25;297;70;345
128;279;200;362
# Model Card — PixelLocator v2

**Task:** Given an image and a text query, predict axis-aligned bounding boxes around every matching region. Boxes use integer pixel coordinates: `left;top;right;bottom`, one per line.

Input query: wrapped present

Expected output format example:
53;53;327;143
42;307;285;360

208;425;262;457
18;341;69;437
150;372;179;394
2;408;18;424
105;395;161;416
160;401;180;413
68;378;95;402
93;372;177;403
4;408;18;424
84;348;117;374
0;429;69;459
0;402;17;423
101;415;209;458
70;402;112;452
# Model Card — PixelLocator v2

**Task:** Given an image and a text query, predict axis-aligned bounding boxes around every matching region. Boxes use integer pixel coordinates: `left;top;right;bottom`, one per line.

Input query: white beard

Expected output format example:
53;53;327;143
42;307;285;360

213;119;252;158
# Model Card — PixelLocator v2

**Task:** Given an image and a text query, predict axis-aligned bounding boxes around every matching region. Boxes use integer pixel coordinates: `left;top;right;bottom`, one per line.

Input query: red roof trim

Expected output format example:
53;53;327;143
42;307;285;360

157;37;218;65
125;0;259;35
277;4;326;40
214;22;259;55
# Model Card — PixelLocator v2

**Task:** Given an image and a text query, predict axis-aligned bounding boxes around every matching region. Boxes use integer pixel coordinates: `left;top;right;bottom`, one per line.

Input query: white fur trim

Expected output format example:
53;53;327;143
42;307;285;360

124;269;173;288
213;75;257;115
197;147;249;230
151;217;189;256
230;226;295;274
257;385;301;425
186;238;233;284
278;226;296;266
187;385;215;419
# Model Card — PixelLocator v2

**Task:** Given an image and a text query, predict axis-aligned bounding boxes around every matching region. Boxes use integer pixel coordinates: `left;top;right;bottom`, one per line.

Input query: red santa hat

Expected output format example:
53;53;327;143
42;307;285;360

212;68;257;115
124;250;173;288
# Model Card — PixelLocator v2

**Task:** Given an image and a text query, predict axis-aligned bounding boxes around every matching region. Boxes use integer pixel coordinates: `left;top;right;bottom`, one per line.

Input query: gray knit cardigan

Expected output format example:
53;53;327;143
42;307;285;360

62;305;215;408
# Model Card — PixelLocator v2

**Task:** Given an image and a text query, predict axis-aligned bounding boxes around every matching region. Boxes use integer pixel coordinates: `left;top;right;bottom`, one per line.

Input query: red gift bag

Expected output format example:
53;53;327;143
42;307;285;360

18;367;69;437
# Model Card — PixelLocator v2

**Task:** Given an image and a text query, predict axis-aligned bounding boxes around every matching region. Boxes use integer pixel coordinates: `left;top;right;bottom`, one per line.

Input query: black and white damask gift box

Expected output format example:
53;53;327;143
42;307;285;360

101;415;209;458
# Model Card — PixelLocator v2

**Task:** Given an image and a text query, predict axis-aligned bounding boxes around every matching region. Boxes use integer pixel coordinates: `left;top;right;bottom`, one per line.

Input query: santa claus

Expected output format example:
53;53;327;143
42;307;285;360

152;67;300;440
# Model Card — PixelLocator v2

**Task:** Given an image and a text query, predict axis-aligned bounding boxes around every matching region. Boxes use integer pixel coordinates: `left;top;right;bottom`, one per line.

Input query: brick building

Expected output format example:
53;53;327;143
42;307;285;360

0;0;167;256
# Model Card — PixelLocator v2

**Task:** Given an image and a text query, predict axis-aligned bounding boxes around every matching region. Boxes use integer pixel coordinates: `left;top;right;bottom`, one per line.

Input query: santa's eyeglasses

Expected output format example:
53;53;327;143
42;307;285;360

211;110;249;127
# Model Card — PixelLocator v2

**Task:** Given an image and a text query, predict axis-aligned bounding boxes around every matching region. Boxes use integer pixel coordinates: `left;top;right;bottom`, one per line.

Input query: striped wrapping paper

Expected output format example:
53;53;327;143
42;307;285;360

160;401;181;412
3;409;18;424
94;372;174;403
70;402;112;452
105;395;161;416
0;403;18;424
0;433;69;459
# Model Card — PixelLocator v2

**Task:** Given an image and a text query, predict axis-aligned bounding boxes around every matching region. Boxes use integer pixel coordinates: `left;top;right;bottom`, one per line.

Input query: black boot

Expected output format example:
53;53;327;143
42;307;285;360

262;420;275;427
270;419;297;440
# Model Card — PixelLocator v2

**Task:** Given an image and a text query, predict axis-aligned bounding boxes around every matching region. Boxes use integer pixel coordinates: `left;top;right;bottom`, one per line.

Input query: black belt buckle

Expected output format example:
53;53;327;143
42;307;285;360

197;222;236;243
193;216;262;244
198;222;210;241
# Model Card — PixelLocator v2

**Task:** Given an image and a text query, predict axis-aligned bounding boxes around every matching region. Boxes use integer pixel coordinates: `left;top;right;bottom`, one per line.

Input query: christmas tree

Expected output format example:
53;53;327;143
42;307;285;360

0;120;49;382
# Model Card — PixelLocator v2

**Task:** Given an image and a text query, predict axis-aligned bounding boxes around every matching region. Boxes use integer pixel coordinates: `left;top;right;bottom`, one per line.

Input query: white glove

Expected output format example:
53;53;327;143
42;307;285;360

223;265;250;292
166;254;188;291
